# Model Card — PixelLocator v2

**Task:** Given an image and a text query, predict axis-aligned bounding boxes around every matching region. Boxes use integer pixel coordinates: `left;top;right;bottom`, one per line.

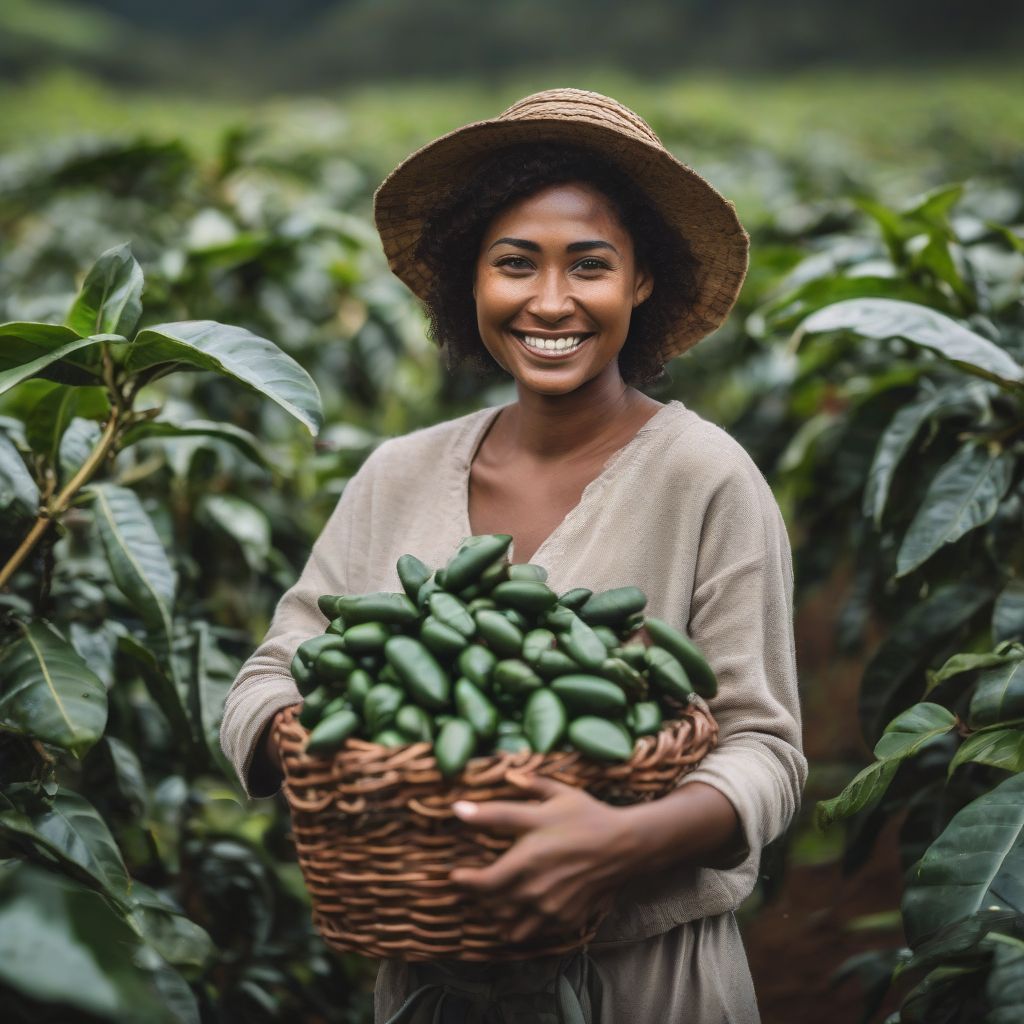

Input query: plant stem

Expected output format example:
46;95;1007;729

0;412;121;590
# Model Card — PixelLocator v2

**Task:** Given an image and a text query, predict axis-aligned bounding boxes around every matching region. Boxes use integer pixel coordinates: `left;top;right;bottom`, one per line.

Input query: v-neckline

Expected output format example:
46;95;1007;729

456;400;681;566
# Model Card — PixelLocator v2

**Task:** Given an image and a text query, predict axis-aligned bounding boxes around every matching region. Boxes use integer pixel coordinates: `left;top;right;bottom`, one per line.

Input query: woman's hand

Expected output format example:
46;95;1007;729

448;769;638;944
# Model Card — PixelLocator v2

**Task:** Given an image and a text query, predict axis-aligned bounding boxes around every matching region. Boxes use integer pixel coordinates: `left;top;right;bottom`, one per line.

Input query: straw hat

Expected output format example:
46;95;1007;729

373;88;749;359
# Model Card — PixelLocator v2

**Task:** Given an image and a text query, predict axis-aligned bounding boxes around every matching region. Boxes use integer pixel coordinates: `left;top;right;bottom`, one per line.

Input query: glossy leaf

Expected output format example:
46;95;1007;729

24;382;84;468
128;881;215;970
859;582;992;745
986;934;1024;1023
969;655;1024;728
192;621;238;771
796;298;1024;390
902;771;1024;947
0;621;107;757
0;325;115;395
118;417;271;469
59;415;103;482
895;445;1014;577
198;493;271;570
65;242;144;339
125;320;323;435
816;758;900;829
949;729;1024;777
926;648;1022;695
0;862;194;1024
994;580;1024;644
88;482;177;643
873;702;957;761
0;431;38;519
117;633;196;746
904;907;1021;973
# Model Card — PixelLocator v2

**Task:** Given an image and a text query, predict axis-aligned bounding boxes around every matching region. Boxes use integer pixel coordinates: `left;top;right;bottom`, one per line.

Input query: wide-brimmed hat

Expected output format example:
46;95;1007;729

373;88;749;359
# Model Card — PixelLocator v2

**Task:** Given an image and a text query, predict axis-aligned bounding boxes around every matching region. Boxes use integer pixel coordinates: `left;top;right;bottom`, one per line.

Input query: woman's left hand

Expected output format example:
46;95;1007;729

448;768;637;943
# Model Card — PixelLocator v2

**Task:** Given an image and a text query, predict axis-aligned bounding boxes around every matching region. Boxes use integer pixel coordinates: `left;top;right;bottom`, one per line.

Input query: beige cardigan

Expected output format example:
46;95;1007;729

219;399;806;944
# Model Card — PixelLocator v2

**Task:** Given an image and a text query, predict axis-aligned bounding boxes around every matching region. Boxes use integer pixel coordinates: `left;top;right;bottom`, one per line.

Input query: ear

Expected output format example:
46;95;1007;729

633;267;654;307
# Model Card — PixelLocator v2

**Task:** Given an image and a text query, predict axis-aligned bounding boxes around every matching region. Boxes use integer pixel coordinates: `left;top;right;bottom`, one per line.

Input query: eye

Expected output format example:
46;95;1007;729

494;255;533;270
575;257;610;272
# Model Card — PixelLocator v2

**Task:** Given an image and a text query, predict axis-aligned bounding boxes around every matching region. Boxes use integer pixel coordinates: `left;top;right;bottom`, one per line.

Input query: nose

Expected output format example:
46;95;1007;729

526;267;575;323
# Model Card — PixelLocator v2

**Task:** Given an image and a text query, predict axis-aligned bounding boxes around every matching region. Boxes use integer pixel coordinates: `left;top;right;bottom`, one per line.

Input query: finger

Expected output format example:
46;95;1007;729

507;912;547;944
452;798;543;836
503;768;576;801
450;842;534;893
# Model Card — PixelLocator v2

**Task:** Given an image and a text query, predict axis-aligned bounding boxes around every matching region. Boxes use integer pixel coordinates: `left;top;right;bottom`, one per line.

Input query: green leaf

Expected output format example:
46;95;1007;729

127;881;215;970
795;299;1024;390
0;621;107;757
949;729;1024;778
198;494;271;571
902;771;1024;947
904;907;1022;973
860;582;992;745
969;655;1024;728
0;431;38;520
118;417;271;469
0;862;196;1024
59;415;103;483
899;964;983;1023
815;758;900;829
23;382;87;469
0;325;117;395
986;933;1024;1023
65;242;144;339
994;580;1024;645
117;633;196;747
874;702;957;761
191;622;236;772
88;482;176;644
125;320;323;435
896;445;1014;577
0;787;130;902
927;649;1022;694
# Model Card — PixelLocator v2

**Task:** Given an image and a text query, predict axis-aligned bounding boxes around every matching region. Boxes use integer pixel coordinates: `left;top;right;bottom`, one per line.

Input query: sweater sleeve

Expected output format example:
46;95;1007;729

218;457;375;800
674;458;807;882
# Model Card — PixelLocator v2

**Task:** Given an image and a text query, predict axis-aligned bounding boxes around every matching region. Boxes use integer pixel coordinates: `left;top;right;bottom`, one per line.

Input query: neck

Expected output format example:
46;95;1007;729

503;365;656;460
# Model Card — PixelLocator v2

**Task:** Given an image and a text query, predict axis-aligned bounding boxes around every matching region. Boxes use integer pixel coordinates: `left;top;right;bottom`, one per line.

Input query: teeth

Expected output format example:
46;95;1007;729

521;334;585;353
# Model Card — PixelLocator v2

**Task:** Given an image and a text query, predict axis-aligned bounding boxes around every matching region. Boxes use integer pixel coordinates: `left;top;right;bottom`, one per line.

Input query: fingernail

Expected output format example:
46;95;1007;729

452;800;477;818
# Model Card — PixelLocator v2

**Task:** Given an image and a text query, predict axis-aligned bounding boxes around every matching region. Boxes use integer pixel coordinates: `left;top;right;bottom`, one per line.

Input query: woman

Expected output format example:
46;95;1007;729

220;88;806;1023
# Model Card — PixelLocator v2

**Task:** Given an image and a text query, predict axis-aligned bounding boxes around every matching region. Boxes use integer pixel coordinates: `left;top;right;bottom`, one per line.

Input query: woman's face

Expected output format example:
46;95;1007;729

472;181;653;396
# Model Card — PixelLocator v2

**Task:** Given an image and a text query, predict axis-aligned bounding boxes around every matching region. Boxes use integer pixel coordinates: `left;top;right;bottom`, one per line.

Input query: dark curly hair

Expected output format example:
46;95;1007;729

413;142;701;388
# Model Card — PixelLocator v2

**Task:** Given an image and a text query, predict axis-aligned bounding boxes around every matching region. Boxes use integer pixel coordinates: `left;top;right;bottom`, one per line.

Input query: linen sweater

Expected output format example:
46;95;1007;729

219;399;806;942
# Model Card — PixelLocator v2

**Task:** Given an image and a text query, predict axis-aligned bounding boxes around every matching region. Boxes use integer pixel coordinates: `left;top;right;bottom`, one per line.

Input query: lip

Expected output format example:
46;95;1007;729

509;329;594;360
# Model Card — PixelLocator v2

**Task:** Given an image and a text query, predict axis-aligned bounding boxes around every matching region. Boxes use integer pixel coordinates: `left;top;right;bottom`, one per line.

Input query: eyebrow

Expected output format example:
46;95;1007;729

487;237;620;256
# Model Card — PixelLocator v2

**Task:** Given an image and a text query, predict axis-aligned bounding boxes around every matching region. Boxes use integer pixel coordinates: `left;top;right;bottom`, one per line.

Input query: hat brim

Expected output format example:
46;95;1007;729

374;116;749;360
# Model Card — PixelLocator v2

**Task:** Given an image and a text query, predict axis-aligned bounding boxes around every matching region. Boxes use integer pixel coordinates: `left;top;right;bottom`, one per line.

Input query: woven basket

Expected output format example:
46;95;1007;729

272;700;718;961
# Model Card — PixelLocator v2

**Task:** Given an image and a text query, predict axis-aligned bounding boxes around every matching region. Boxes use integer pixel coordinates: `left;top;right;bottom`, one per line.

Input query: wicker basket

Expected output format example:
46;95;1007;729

272;700;718;961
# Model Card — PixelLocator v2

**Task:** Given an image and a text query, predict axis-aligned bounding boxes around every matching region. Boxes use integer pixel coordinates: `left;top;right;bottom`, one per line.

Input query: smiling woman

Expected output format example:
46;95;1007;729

219;88;805;1024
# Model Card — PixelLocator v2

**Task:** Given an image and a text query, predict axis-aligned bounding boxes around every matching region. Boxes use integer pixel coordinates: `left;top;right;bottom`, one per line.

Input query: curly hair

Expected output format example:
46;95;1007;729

413;142;701;388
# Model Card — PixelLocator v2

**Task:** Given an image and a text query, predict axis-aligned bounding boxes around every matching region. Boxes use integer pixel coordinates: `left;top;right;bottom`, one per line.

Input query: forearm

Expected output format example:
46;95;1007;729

615;781;743;876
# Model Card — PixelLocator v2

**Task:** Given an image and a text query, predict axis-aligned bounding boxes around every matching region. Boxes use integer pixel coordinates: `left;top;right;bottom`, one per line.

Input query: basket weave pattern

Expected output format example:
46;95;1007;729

273;701;718;961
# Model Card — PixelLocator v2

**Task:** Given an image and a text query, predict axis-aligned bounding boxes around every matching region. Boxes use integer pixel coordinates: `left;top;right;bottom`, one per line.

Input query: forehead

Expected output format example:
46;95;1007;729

481;181;631;244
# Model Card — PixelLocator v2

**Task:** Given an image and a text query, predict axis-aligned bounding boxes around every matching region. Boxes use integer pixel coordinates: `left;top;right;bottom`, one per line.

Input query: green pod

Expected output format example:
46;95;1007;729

497;719;524;735
535;649;582;680
578;586;647;627
298;685;333;728
321;695;349;719
397;553;432;602
317;594;344;619
363;683;405;734
559;617;607;672
434;718;477;778
336;592;419;627
643;618;718;698
478;556;511;592
621;611;646;636
417;575;443;610
429;592;477;638
290;652;315;695
345;669;373;711
631;701;663;737
507;563;549;583
557;587;592;611
297;633;347;667
420;616;469;660
522;628;556;666
455;678;499;740
325;616;347;637
568;716;635;762
550;674;628;716
457;644;498;690
543;605;578;632
592;626;619;650
306;708;360;755
372;729;407;747
491;580;558;614
460;583;482;601
384;635;451;710
378;663;401;687
396;704;435;741
466;597;497;614
599;657;648;701
474;609;524;658
501;609;529;632
444;534;513;593
645;645;695;702
343;621;391;655
524;689;567;754
494;733;531;753
314;647;357;685
493;659;543;696
613;643;648;671
435;714;455;729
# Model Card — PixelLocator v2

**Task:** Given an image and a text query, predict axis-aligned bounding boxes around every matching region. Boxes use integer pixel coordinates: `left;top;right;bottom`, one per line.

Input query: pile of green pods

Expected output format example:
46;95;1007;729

292;534;717;777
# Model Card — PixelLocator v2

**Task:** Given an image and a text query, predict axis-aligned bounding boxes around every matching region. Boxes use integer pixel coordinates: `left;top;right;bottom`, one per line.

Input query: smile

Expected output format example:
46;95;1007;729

511;331;593;357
